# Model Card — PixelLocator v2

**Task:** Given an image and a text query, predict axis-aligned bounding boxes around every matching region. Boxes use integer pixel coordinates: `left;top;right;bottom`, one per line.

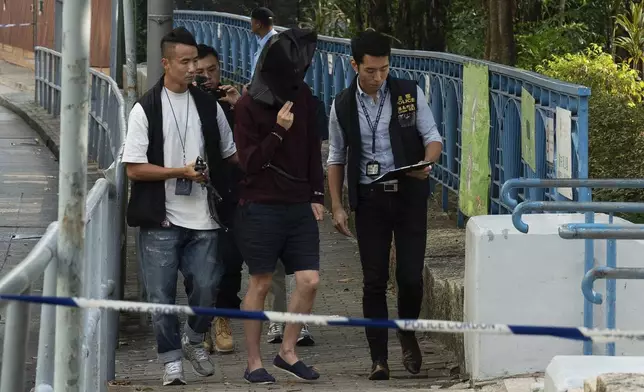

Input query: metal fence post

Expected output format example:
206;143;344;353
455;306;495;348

0;291;32;392
54;1;91;391
34;260;58;388
146;0;173;88
123;0;138;112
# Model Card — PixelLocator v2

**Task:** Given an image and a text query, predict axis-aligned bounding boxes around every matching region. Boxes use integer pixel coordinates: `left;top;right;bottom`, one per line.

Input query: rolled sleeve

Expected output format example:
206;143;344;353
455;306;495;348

216;102;237;159
326;101;348;166
122;103;150;164
415;85;443;147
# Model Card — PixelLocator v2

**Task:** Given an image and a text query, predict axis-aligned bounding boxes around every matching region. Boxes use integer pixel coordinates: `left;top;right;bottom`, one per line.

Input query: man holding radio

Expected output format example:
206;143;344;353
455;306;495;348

123;28;238;386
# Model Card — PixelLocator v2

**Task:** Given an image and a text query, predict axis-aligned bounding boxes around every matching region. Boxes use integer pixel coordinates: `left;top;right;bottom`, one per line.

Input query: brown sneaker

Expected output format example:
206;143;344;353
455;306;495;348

213;317;234;353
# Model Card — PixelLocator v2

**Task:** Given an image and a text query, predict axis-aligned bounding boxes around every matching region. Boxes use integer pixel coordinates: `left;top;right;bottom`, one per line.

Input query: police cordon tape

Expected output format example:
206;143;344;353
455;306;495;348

1;293;643;343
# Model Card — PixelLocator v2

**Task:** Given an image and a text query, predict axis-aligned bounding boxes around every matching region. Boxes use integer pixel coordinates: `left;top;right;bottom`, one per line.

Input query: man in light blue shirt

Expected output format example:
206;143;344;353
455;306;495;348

326;30;442;381
249;7;278;78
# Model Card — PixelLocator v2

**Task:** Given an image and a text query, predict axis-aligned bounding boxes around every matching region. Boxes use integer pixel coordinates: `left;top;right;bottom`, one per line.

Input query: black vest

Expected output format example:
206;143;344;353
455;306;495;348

334;76;429;210
126;76;225;228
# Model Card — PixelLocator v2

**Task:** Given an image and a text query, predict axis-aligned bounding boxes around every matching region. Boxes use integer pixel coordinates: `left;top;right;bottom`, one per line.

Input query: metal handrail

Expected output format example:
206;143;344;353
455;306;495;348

500;178;644;211
559;223;644;240
511;201;644;234
582;266;644;304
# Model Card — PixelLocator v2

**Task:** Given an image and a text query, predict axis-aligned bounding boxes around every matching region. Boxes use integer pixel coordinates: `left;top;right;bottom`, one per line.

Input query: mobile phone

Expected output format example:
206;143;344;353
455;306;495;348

214;87;226;99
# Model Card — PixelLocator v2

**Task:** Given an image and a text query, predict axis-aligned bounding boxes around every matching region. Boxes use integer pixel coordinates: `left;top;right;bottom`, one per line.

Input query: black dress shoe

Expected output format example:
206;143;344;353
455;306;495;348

397;330;422;374
368;360;390;380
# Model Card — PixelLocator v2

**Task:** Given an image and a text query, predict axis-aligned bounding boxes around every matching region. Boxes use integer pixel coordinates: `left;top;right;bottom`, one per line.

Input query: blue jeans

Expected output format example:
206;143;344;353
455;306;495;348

138;226;224;363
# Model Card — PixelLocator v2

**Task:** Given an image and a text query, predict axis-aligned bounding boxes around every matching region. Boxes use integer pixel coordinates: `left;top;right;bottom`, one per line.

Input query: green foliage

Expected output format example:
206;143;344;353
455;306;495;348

445;0;485;58
537;44;644;104
614;1;644;73
135;0;147;64
299;0;352;37
537;45;644;220
516;21;598;70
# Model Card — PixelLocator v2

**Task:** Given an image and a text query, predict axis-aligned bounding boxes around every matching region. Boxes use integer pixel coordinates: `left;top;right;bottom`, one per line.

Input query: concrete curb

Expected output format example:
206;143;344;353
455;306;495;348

0;83;60;159
0;96;60;159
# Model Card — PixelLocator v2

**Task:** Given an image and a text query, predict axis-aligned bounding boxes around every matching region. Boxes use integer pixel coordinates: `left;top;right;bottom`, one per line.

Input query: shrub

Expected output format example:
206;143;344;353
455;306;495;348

516;21;598;71
537;44;644;221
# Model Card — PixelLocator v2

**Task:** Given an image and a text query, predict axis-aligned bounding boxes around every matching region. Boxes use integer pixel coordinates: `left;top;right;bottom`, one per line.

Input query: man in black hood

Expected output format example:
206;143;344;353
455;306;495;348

233;28;324;384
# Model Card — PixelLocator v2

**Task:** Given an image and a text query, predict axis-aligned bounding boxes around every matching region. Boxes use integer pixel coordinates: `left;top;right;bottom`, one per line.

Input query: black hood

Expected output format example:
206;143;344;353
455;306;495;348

248;28;318;109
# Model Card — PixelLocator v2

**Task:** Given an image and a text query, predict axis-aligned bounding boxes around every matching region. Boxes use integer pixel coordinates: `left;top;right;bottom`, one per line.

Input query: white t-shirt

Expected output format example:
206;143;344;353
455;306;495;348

122;87;237;230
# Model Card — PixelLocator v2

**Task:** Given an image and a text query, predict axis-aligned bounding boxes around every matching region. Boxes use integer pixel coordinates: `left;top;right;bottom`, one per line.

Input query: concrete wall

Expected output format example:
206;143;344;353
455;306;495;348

464;213;644;382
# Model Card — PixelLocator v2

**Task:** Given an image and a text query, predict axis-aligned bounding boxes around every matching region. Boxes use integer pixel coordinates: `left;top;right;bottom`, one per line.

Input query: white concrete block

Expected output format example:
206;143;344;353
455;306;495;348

544;356;644;392
464;213;644;381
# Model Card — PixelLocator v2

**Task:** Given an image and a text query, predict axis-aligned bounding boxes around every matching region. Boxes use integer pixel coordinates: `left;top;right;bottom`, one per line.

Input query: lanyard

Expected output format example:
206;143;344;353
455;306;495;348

164;88;190;165
358;86;389;154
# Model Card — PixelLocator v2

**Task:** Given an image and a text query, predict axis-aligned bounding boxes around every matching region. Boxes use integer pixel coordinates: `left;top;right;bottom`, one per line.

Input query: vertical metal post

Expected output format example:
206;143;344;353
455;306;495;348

55;0;63;51
146;0;174;88
123;0;138;112
0;295;31;392
34;260;58;388
54;0;91;391
606;213;617;356
577;96;593;356
32;0;38;49
110;0;125;86
54;0;63;115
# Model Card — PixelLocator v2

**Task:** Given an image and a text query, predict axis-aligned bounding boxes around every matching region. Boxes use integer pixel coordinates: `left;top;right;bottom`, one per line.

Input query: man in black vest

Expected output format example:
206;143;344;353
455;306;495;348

121;27;238;386
194;44;244;355
326;30;443;380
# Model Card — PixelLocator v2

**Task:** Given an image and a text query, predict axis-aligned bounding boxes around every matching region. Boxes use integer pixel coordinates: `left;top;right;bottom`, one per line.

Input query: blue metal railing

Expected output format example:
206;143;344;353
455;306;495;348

173;10;592;227
502;178;644;357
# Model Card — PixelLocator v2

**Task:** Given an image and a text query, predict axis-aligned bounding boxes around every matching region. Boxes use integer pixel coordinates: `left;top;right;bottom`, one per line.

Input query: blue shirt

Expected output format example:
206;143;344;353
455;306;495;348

326;80;443;184
251;28;278;78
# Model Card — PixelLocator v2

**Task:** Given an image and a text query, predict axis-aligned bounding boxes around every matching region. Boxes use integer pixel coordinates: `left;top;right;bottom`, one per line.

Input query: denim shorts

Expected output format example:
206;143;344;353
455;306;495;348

234;201;320;275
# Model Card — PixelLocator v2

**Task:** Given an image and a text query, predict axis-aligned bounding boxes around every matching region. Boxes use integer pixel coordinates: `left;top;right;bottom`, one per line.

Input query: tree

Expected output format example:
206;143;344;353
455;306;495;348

485;0;516;65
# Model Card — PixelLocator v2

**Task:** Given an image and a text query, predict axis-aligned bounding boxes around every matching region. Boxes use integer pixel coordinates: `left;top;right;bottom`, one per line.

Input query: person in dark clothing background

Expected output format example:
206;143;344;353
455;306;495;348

234;28;323;384
327;30;443;380
193;44;244;355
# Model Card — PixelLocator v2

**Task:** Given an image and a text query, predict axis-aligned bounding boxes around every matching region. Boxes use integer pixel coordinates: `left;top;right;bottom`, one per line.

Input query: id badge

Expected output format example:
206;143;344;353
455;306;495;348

175;178;193;196
366;160;380;177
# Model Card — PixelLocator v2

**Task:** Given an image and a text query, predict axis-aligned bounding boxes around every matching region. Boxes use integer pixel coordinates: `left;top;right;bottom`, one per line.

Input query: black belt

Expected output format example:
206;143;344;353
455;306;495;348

359;182;399;194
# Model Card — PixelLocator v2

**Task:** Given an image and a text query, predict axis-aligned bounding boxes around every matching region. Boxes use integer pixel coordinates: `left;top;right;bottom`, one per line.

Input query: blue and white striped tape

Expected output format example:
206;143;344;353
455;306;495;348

0;23;34;28
1;294;643;343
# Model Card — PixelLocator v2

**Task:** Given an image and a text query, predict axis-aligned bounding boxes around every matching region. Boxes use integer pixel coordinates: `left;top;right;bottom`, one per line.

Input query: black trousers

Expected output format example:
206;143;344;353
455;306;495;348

354;184;428;362
215;204;244;310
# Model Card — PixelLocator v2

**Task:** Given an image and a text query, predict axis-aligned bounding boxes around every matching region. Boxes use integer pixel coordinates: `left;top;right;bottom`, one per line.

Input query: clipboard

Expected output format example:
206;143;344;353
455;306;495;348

371;161;433;183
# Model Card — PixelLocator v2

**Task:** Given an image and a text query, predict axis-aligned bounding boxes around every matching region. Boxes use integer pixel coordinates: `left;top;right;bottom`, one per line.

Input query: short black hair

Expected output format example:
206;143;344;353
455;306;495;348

160;27;198;58
350;30;391;65
196;44;219;61
250;7;274;26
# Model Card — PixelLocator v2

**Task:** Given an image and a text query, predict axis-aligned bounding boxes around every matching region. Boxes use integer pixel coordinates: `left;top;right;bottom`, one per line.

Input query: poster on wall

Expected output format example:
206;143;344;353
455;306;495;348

521;87;536;171
556;107;573;199
458;62;491;217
